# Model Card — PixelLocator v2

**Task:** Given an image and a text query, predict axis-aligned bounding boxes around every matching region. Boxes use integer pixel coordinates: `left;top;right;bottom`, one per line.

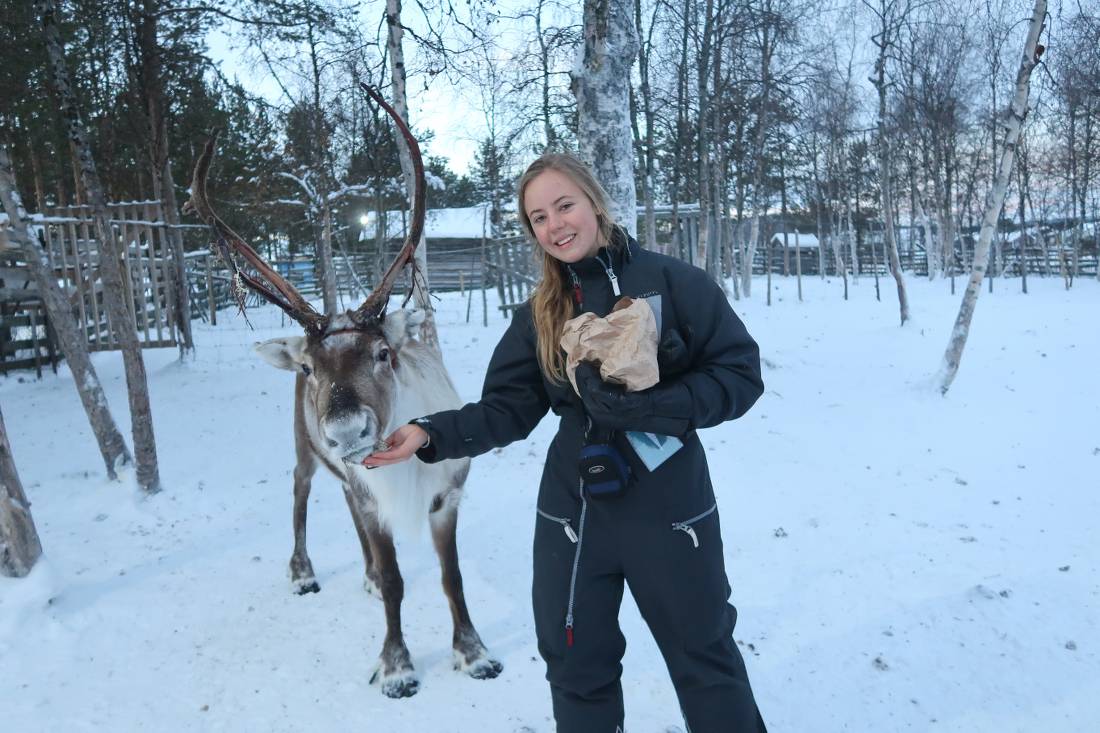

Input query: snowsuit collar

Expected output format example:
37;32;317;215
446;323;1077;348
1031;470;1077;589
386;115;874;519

562;226;637;281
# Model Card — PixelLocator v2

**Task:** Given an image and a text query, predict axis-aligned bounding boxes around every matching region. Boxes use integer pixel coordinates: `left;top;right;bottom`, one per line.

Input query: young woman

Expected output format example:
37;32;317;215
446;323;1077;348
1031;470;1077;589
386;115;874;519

365;153;767;732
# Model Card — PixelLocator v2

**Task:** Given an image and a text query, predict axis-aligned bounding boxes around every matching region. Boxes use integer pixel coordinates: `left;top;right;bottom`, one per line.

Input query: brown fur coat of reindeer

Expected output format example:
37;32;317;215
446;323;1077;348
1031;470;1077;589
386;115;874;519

184;86;500;698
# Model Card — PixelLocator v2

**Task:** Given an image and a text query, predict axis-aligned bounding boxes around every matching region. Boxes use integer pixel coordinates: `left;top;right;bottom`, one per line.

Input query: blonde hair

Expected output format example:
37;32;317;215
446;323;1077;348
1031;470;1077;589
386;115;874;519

516;152;622;384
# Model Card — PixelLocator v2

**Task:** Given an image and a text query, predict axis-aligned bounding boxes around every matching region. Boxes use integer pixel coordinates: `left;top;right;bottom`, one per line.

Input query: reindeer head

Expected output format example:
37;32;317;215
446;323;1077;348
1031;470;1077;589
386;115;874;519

186;85;428;465
253;309;426;463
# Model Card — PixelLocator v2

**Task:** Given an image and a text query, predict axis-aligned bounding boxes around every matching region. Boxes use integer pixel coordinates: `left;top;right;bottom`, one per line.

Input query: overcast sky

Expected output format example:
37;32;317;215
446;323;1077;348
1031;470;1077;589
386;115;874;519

205;23;487;176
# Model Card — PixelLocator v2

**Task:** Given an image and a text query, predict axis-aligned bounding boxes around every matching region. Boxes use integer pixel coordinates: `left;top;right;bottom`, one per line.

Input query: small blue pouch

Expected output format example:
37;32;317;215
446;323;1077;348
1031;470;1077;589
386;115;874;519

579;441;632;497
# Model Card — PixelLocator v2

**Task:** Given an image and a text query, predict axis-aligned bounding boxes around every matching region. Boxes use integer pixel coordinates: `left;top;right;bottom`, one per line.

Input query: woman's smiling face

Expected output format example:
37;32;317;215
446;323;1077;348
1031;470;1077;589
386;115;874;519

523;169;603;263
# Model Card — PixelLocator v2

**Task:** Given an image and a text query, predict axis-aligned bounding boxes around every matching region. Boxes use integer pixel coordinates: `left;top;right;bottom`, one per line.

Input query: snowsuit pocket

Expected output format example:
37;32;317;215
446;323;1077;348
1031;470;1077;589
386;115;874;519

537;508;579;544
671;503;717;548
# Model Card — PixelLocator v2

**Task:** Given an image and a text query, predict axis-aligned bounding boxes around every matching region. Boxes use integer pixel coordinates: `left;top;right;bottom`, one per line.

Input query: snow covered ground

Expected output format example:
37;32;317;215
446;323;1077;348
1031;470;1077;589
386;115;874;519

2;273;1097;732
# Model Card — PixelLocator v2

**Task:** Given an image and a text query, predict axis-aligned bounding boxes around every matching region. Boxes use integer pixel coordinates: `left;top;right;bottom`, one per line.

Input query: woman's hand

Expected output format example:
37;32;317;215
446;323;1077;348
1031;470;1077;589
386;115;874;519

574;361;693;436
361;424;428;468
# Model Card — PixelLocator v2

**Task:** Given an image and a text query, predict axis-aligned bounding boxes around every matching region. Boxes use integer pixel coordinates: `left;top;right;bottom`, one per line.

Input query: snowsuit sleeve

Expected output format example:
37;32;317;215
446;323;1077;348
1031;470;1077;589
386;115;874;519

670;264;764;429
414;303;551;463
627;262;763;438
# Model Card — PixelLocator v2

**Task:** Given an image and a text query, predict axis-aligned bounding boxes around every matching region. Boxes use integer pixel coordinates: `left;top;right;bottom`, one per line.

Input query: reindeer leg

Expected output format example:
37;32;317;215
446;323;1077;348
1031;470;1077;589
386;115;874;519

289;452;320;594
430;498;503;680
341;483;381;596
362;513;419;698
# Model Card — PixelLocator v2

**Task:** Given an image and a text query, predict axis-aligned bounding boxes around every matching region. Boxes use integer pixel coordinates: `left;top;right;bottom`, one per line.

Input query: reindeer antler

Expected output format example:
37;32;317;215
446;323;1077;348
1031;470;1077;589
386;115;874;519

185;129;328;335
185;85;425;334
353;83;427;324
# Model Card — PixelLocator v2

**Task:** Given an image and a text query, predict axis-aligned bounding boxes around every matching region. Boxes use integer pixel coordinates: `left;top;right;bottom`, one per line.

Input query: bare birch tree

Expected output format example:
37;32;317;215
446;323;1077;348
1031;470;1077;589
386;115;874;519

631;0;660;251
0;149;132;480
938;0;1046;394
39;0;161;494
864;0;912;324
127;0;194;355
573;0;640;236
0;403;44;578
386;0;438;349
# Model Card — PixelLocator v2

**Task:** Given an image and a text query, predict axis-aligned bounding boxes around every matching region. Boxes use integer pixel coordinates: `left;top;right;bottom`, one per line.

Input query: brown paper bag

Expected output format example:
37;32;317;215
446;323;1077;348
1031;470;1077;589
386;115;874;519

560;296;659;396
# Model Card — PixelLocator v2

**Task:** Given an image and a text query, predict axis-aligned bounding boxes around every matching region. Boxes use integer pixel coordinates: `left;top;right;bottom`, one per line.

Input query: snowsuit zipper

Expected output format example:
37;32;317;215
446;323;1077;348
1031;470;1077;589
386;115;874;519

671;503;717;549
595;250;621;296
537;508;579;543
564;482;588;647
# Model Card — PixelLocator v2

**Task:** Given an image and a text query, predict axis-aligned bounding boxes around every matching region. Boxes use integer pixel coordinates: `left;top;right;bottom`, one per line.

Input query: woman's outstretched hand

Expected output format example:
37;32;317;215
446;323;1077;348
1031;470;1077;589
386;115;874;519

362;424;428;468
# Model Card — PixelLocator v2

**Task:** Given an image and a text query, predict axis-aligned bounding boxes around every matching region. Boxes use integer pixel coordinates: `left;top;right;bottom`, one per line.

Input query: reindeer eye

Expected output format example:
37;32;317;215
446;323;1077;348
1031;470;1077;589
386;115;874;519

301;364;312;376
377;348;390;363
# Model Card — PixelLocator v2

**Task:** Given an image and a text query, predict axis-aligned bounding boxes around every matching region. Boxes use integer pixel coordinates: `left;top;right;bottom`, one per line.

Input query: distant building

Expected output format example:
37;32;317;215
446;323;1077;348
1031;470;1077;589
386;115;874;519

769;231;820;249
357;204;519;292
358;204;503;243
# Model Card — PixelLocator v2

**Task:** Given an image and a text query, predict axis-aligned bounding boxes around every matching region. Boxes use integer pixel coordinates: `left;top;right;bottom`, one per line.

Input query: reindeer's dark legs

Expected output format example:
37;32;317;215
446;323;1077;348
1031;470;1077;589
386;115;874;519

362;513;419;698
340;484;381;595
430;503;503;681
289;453;320;594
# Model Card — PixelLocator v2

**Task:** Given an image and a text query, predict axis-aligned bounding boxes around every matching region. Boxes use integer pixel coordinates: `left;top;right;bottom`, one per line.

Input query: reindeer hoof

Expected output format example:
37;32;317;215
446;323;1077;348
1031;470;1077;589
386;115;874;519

455;650;503;680
292;578;320;594
371;667;420;698
467;657;503;680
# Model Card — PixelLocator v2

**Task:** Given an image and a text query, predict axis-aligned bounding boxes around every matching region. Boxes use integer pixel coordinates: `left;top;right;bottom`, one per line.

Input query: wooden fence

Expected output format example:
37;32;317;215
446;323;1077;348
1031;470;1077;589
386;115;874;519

0;248;58;376
40;201;183;351
0;200;203;374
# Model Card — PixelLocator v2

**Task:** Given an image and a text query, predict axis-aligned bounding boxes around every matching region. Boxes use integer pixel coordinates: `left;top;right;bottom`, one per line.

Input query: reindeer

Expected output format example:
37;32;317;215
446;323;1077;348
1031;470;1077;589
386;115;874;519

184;87;501;698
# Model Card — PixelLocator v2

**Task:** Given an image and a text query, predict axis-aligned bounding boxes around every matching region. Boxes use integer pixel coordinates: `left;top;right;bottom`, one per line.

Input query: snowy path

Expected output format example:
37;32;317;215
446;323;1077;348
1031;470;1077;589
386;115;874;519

2;275;1097;732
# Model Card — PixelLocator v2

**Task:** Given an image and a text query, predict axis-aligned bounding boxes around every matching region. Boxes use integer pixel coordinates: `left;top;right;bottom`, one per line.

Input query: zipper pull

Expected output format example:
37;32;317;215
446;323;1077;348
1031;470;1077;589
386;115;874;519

607;271;621;297
673;523;700;549
597;250;621;297
563;522;578;544
565;616;574;647
568;268;583;307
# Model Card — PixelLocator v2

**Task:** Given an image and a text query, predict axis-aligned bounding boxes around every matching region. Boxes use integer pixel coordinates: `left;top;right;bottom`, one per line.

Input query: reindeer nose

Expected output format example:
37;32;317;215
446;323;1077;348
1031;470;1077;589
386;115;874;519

321;408;378;457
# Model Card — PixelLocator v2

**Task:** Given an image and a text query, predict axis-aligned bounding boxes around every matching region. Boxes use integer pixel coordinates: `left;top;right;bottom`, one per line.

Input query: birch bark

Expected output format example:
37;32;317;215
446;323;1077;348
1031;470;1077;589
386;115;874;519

385;0;438;350
40;0;161;493
0;403;43;578
939;0;1046;394
572;0;639;237
0;149;132;480
870;5;910;323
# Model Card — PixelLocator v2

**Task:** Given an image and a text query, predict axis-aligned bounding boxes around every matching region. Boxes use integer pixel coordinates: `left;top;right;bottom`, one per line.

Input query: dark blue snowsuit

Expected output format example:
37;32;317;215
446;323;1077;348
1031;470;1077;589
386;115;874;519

414;232;767;732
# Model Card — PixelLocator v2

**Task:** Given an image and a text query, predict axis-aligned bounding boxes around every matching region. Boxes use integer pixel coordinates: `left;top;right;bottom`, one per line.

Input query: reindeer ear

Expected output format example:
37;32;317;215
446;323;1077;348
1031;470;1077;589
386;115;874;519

382;308;426;351
254;336;306;371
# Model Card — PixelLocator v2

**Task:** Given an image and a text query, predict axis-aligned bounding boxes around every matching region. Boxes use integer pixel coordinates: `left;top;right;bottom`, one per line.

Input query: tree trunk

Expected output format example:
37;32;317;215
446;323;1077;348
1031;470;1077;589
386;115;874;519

795;229;803;301
939;0;1046;395
160;159;194;355
40;0;161;494
136;1;192;356
0;149;133;480
28;141;47;212
318;199;339;315
632;0;657;251
572;0;639;237
536;0;557;149
694;0;715;269
386;0;438;350
873;45;910;324
743;19;774;297
0;403;43;578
